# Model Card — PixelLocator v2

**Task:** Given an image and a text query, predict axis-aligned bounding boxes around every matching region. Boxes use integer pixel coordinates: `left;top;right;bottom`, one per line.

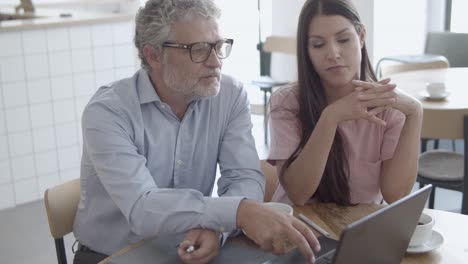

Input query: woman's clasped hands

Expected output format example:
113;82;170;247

327;78;421;126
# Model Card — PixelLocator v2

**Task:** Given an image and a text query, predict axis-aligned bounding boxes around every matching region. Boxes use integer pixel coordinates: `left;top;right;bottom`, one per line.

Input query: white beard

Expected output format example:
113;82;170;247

162;63;221;102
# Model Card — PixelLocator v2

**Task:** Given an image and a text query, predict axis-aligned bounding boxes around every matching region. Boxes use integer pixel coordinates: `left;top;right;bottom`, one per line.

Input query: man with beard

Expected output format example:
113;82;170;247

73;1;320;264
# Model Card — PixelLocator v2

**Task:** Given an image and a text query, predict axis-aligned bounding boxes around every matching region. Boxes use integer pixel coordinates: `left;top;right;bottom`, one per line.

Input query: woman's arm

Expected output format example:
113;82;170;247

380;97;423;203
278;84;397;205
276;106;339;205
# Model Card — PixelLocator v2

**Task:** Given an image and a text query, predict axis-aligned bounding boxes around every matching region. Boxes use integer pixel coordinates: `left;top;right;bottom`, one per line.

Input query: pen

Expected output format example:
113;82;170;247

186;245;195;253
176;243;198;253
298;213;331;237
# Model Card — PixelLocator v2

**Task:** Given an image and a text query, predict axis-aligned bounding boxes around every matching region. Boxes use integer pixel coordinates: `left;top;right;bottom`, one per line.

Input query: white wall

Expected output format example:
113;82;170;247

270;0;302;81
0;21;138;209
372;0;427;66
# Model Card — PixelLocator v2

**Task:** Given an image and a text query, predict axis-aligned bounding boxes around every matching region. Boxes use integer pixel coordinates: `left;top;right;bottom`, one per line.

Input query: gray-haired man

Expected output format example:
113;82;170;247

73;1;319;263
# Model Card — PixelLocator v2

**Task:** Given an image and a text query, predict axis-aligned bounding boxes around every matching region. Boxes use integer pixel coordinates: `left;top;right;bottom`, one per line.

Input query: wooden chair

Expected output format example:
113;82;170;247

376;55;450;78
44;179;81;264
261;160;279;202
379;58;449;79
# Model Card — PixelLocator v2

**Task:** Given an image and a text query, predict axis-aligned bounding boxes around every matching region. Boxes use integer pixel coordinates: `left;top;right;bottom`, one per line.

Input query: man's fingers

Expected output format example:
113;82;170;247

292;218;321;252
187;244;217;264
284;221;317;263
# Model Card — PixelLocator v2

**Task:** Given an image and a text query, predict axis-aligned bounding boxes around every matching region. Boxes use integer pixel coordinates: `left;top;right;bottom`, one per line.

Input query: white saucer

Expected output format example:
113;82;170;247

419;90;450;100
407;230;444;254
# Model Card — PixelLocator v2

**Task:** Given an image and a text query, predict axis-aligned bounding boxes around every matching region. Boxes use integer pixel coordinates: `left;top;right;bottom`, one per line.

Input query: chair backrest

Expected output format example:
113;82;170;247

260;160;279;202
425;32;468;67
380;59;449;79
258;36;296;77
44;179;80;239
262;36;296;55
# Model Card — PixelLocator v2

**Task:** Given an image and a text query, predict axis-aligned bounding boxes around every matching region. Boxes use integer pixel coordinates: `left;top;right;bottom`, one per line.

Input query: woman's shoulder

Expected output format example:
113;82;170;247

270;82;299;108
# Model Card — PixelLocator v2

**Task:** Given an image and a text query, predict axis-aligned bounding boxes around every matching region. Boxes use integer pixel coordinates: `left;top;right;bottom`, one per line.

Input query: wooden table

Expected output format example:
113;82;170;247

100;203;468;264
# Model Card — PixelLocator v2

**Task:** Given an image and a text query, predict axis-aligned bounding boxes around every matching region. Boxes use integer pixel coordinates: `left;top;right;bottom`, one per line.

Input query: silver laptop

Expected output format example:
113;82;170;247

265;185;433;264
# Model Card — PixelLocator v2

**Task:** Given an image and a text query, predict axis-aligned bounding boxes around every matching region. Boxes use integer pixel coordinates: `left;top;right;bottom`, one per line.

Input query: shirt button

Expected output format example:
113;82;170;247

219;226;225;232
176;160;183;166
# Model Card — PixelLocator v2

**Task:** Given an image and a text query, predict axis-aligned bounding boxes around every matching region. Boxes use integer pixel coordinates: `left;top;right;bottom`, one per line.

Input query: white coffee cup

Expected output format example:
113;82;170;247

409;213;434;247
426;82;446;97
264;202;293;216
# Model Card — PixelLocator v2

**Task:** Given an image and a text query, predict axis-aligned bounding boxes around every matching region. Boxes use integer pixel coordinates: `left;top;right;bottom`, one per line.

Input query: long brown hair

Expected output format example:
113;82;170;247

280;0;377;205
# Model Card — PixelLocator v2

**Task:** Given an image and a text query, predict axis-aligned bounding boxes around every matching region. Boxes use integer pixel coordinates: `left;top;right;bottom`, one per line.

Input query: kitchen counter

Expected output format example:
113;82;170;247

0;7;133;32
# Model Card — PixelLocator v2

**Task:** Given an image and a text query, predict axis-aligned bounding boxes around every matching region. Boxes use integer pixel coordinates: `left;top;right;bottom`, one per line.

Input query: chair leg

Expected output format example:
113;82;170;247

461;115;468;215
421;138;428;153
434;139;439;149
263;90;268;145
428;187;436;209
55;238;67;264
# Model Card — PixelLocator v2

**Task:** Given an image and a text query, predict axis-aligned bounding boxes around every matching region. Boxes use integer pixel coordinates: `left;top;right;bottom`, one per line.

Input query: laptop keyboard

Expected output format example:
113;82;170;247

315;249;336;264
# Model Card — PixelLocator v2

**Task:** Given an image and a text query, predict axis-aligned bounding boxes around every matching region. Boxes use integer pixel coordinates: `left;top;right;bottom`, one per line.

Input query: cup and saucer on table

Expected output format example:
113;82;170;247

419;82;450;101
407;211;444;254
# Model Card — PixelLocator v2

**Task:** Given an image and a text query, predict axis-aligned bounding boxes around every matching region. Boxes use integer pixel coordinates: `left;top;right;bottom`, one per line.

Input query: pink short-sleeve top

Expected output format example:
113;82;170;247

268;83;405;205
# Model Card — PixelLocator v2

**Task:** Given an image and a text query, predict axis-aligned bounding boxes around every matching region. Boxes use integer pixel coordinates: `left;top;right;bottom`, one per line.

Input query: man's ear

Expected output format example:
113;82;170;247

143;45;163;69
359;24;367;48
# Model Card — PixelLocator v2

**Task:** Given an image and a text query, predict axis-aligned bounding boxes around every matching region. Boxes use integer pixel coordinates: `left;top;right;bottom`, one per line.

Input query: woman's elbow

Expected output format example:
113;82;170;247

383;189;410;204
288;192;309;206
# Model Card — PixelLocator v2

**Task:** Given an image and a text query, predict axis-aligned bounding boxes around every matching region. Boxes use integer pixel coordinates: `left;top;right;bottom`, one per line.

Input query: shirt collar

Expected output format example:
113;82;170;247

136;69;162;105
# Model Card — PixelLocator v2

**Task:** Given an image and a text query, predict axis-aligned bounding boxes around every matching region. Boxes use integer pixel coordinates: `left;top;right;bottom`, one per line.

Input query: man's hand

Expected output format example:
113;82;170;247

236;199;320;264
178;229;220;264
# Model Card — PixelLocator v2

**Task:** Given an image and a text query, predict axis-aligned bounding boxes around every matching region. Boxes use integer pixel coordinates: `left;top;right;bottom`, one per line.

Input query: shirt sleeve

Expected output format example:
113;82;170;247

216;80;265;202
267;87;301;165
82;100;244;238
381;109;406;160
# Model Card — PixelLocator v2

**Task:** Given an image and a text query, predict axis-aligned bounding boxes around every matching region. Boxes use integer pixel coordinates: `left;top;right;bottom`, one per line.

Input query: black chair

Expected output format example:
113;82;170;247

251;37;294;144
418;115;468;215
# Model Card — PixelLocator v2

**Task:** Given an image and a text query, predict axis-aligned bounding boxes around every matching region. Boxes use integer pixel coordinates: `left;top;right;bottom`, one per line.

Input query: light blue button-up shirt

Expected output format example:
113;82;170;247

73;69;265;255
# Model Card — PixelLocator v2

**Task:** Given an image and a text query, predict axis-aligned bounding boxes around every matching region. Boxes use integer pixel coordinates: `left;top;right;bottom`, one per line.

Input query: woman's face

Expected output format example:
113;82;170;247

307;15;364;89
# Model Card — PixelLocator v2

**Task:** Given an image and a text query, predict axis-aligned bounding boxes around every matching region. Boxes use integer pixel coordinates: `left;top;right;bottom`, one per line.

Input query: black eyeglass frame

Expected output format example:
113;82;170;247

162;38;234;63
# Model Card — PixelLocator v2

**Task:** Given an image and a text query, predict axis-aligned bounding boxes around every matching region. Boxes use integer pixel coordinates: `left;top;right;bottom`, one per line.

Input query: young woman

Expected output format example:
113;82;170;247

268;0;423;206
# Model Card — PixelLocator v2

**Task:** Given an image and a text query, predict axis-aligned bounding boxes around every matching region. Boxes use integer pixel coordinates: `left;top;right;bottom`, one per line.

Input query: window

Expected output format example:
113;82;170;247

450;0;468;33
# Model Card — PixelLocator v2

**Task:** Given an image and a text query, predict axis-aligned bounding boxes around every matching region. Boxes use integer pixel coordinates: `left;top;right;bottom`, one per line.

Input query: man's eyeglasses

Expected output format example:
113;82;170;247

162;39;234;63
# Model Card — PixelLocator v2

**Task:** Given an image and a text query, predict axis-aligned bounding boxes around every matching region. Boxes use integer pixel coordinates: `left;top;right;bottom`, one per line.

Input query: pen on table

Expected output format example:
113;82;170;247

298;213;331;237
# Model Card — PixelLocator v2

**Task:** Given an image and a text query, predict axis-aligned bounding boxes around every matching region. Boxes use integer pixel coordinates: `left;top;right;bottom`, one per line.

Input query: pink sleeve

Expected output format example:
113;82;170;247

381;109;406;160
267;87;301;165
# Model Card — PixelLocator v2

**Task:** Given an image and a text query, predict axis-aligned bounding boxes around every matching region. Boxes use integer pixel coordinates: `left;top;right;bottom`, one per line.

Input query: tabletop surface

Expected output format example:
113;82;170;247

100;203;468;264
390;67;468;111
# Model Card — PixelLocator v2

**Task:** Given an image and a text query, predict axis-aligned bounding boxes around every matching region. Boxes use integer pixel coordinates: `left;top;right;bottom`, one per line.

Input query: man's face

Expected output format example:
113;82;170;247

159;15;223;102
